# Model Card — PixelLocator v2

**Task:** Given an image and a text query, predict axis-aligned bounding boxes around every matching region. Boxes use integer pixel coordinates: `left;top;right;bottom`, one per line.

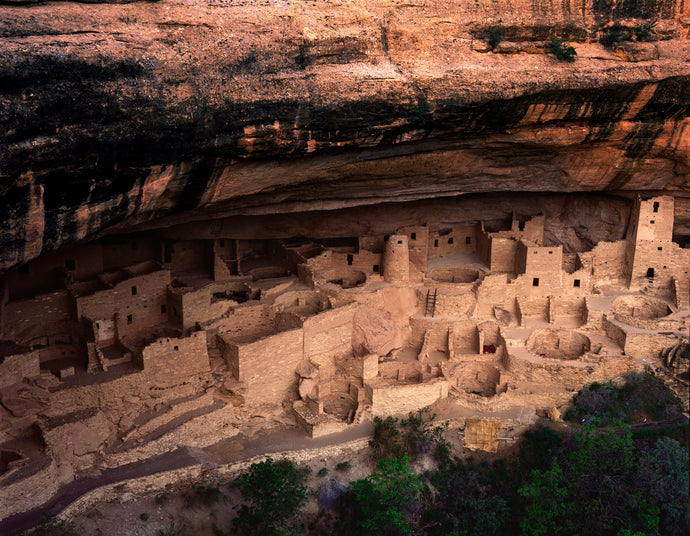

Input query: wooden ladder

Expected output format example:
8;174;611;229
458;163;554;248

424;288;438;317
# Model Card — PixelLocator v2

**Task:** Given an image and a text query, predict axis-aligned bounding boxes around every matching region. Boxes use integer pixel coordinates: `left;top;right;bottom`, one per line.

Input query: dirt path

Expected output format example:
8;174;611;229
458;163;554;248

0;447;203;536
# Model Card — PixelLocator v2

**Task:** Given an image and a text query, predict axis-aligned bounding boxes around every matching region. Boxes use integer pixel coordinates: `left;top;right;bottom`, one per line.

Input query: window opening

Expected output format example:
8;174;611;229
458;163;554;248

573;279;580;288
465;236;471;244
653;201;659;213
448;237;453;245
127;314;133;324
646;268;655;278
532;278;539;287
131;286;137;296
411;232;416;240
161;304;167;314
373;265;380;273
347;254;353;266
434;239;439;247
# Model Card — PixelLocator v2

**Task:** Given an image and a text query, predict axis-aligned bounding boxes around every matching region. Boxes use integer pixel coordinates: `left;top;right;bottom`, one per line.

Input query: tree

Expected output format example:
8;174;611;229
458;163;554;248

232;457;309;535
341;455;422;535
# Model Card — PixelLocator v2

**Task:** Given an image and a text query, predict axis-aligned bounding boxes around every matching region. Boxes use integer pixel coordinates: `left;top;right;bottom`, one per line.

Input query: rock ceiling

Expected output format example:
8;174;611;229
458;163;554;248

0;0;688;270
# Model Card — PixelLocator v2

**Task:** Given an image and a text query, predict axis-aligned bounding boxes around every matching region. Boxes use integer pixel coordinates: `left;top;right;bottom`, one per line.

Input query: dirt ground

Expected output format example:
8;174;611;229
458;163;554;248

60;412;517;536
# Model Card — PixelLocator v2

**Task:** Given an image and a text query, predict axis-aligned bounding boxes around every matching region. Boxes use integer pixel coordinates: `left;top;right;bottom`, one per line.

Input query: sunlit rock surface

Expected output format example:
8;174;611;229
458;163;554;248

0;0;688;270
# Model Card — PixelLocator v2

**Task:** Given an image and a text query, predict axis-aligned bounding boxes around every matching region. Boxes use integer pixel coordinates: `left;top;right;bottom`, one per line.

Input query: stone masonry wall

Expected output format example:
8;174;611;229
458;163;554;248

4;290;76;343
141;331;210;387
303;303;358;380
236;328;304;405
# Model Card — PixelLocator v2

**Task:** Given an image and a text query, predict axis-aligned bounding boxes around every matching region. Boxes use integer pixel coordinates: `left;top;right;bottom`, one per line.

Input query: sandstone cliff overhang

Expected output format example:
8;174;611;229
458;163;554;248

0;0;688;270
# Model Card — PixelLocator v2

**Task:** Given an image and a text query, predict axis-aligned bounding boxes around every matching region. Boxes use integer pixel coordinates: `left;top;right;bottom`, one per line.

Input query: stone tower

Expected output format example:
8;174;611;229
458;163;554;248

383;235;410;283
625;195;675;287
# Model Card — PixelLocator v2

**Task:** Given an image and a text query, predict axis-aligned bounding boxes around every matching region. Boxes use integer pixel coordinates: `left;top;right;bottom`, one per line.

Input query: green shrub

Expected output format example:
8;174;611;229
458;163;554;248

634;19;657;42
548;37;577;62
336;461;351;472
318;467;330;477
409;100;431;125
370;408;451;463
486;26;503;50
232;457;309;535
341;455;422;535
563;372;682;426
183;484;222;508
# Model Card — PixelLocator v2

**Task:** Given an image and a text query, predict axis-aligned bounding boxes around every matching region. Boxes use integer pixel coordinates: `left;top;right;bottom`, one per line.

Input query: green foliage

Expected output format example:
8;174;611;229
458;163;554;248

423;458;511;536
564;372;682;426
370;408;451;463
548;37;577;62
336;461;351;472
342;455;422;535
634;19;658;42
232;457;309;536
516;425;690;535
486;26;503;50
637;437;690;536
317;467;330;477
140;512;149;521
519;424;563;473
409;100;431;126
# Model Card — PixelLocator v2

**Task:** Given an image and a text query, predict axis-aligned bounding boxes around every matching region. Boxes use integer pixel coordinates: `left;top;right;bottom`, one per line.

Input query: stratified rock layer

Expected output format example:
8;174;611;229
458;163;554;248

0;0;688;270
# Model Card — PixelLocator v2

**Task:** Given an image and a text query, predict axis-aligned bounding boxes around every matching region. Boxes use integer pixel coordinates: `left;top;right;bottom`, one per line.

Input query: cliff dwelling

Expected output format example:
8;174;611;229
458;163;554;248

0;0;689;531
1;192;688;521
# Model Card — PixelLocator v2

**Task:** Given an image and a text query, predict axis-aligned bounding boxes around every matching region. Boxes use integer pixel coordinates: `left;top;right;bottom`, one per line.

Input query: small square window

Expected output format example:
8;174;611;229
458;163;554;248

161;304;167;314
131;285;137;296
397;240;403;244
658;247;662;251
650;220;655;224
373;265;380;273
465;236;471;244
127;314;133;324
65;259;75;271
548;251;553;254
411;232;416;240
174;346;179;351
448;237;453;245
532;278;539;287
573;279;581;288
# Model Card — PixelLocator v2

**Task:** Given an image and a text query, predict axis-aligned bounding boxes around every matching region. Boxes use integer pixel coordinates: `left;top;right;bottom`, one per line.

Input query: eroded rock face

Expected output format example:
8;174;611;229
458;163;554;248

0;0;688;270
352;306;401;357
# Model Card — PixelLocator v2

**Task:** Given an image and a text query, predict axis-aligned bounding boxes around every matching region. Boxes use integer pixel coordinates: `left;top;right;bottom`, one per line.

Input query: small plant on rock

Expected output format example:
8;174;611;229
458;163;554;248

486;26;503;51
634;19;658;42
548;37;577;62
